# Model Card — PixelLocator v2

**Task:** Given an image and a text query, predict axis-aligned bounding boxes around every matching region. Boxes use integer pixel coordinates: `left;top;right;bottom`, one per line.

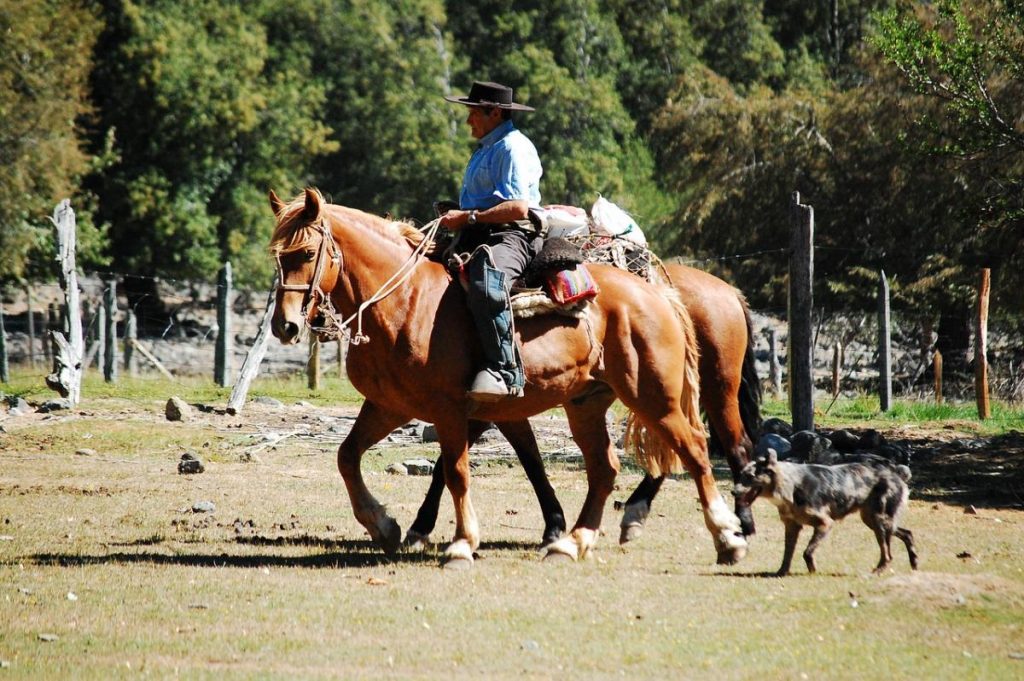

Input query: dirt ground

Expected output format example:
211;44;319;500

2;397;1023;679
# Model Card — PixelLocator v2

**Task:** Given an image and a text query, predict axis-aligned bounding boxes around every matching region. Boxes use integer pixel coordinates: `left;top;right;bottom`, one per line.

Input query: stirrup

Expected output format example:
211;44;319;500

467;368;518;402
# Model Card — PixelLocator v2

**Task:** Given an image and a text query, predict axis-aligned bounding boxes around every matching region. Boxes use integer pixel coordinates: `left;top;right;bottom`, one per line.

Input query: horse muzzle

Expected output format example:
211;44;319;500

272;318;303;345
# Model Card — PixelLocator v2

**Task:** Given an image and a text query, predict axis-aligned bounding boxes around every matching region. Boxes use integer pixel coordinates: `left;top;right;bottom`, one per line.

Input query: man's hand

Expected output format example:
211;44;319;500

439;209;472;231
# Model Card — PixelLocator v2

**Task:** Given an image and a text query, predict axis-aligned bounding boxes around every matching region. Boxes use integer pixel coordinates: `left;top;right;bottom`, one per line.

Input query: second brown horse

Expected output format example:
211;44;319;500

405;264;762;551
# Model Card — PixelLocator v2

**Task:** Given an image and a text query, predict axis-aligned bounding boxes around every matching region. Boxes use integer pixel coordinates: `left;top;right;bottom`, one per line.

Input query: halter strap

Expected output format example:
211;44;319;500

275;220;340;320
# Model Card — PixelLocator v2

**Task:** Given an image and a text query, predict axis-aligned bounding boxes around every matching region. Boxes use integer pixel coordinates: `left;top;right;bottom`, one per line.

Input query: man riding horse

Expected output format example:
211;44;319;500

438;80;543;402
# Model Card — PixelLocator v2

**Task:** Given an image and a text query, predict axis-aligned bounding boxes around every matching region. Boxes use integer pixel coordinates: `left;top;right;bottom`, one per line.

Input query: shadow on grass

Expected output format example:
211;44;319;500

13;536;541;570
705;570;850;579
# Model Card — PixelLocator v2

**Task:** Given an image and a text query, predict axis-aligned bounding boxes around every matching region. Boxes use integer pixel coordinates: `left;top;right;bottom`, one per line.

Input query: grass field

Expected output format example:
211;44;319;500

2;370;1023;679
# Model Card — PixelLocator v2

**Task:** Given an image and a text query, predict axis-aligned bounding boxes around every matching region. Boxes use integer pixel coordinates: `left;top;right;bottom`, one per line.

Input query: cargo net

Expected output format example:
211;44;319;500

565;234;662;282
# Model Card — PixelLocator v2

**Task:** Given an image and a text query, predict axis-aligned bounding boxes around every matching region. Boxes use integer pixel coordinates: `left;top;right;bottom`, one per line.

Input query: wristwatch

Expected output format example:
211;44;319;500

467;210;478;225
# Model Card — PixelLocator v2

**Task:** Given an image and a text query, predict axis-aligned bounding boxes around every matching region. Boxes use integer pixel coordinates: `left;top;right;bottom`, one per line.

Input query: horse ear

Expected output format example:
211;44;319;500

302;187;322;222
766;448;778;465
268;189;286;217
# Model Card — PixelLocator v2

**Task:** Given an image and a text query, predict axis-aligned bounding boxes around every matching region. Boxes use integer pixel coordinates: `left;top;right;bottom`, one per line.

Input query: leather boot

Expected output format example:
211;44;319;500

465;251;524;400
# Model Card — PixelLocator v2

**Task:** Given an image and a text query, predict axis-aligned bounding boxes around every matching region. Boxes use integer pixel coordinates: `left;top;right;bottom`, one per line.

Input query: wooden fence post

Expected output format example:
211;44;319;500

42;303;52;365
103;280;118;383
26;285;36;367
308;335;320;390
789;192;815;432
768;328;782;398
45;200;84;405
831;341;842;397
975;268;991;419
0;297;8;383
95;302;106;376
214;261;233;387
878;269;892;412
934;349;943;404
226;280;277;415
124;309;138;377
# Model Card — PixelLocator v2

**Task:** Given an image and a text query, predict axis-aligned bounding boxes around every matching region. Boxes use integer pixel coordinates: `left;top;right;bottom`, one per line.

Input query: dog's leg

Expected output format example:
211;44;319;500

777;521;802;576
894;527;918;570
802;523;832;574
869;517;895;574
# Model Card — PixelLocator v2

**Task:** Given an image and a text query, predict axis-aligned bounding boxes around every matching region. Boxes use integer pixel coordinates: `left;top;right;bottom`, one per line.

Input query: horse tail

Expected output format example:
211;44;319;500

624;283;706;478
738;296;763;444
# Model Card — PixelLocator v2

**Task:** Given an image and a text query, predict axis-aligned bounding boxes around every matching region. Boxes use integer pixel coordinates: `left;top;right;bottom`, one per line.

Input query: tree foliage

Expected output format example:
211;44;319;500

0;0;105;282
0;0;1019;332
88;0;336;286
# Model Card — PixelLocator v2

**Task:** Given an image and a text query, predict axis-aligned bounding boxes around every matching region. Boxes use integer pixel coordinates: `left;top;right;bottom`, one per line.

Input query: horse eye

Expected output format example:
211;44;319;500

303;249;316;262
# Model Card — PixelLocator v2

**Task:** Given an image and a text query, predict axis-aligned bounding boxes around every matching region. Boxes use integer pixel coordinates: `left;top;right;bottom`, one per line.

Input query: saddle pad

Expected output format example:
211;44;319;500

546;264;599;305
510;289;589;319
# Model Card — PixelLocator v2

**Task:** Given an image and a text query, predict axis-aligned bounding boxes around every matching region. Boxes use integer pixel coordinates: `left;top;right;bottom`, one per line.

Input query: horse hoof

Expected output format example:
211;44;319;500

379;522;402;557
442;556;473;571
369;515;402;556
541;536;578;562
542;551;575;564
619;524;643;545
716;542;748;565
402;530;430;552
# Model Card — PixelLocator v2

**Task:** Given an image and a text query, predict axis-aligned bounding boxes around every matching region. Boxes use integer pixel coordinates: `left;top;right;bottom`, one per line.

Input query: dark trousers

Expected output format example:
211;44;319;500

456;225;542;392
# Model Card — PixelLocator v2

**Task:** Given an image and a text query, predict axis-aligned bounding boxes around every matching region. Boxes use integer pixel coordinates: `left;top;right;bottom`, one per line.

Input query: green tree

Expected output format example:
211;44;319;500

88;0;335;287
0;0;106;282
872;0;1024;315
297;0;464;221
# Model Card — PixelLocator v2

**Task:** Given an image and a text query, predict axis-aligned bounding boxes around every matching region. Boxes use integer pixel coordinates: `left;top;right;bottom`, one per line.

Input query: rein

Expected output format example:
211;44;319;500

276;216;442;345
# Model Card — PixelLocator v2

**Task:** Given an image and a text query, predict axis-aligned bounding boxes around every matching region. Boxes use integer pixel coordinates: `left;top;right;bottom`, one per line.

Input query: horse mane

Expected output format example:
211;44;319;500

269;189;434;255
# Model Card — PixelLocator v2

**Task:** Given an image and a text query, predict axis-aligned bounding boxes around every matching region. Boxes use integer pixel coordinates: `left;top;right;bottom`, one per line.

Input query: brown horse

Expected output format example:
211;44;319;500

269;188;747;567
406;264;761;549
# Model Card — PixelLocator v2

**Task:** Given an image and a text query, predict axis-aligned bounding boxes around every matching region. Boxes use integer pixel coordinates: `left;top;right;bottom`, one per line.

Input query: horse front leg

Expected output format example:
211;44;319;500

337;400;409;555
544;390;618;562
405;419;492;549
619;474;664;544
435;419;478;570
496;419;566;546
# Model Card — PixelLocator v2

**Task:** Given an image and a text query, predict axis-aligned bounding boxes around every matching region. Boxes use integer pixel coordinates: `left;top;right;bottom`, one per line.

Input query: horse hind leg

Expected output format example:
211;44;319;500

705;395;757;537
643;410;748;565
544;388;618;562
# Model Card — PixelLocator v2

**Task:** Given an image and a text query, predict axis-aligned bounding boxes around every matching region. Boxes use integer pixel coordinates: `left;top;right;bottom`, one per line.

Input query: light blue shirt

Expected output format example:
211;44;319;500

459;120;542;210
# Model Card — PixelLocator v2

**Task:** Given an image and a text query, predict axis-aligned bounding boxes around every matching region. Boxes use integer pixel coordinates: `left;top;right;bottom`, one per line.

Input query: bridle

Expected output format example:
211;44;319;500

275;219;344;341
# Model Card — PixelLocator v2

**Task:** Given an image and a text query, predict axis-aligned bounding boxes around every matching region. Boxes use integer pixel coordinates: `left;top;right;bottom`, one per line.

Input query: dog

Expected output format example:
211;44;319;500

733;449;918;576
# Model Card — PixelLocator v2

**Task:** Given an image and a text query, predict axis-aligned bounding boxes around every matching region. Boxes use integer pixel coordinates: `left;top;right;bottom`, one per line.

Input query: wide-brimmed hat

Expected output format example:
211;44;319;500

443;81;535;112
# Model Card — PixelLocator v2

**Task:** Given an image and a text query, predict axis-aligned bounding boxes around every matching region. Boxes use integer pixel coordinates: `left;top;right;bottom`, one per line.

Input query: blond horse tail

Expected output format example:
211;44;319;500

623;280;705;478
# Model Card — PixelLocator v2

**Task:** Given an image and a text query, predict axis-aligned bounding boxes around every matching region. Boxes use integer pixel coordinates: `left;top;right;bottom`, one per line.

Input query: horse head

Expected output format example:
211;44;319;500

268;188;341;344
